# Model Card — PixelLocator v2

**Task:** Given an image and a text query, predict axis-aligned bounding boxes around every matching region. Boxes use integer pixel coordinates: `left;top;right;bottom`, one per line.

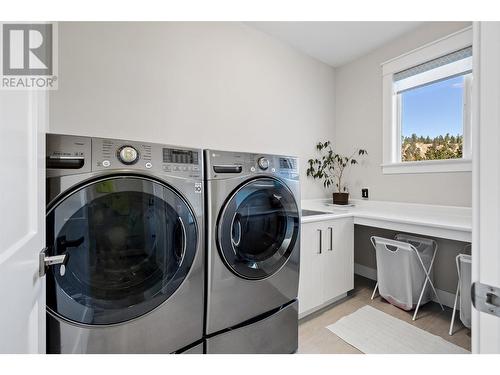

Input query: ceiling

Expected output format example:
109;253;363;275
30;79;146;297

245;22;424;67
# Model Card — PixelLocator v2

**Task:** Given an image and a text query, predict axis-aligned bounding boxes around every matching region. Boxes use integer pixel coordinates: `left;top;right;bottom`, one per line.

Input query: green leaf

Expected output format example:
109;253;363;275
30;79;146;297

308;140;367;192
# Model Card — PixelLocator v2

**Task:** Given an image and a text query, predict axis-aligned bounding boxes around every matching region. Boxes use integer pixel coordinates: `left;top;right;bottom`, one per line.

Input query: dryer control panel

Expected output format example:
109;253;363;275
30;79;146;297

204;149;299;181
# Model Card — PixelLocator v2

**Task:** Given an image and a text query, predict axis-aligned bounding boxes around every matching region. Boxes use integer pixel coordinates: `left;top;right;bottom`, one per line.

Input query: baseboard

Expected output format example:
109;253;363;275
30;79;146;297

299;293;348;320
354;263;378;280
354;263;457;309
434;289;457;310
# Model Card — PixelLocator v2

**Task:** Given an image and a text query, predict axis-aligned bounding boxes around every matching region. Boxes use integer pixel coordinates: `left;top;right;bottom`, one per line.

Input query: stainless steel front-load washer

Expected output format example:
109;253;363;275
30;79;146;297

204;150;300;354
44;134;204;353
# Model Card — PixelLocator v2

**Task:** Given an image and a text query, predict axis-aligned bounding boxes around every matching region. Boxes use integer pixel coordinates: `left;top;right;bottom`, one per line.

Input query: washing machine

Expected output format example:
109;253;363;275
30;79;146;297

204;150;300;354
44;134;204;354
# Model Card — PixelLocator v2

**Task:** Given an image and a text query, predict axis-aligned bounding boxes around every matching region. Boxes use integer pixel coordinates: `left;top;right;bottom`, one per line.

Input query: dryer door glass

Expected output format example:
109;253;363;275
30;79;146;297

218;177;299;279
45;176;198;325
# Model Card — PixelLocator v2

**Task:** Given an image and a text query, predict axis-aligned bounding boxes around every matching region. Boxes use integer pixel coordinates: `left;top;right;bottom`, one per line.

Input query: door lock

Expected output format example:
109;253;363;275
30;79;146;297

472;282;500;318
39;247;69;277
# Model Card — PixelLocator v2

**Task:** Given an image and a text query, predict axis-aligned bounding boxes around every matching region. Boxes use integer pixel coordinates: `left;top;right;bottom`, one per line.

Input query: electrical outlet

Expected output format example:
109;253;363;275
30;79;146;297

361;188;369;199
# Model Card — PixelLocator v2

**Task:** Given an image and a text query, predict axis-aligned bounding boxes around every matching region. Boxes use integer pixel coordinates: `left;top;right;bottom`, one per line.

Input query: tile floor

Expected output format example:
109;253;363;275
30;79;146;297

297;275;471;354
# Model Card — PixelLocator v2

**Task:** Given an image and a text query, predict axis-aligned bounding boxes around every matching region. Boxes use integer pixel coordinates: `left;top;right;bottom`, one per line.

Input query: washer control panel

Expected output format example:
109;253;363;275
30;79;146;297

46;134;202;179
94;138;153;171
93;138;202;178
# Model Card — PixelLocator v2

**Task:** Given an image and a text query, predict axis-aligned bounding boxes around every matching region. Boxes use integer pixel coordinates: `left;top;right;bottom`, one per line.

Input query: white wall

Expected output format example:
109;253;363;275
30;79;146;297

49;22;336;199
334;22;472;207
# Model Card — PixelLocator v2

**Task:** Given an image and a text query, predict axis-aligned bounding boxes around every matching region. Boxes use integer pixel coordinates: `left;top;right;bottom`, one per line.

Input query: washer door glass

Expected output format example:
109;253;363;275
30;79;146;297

217;177;299;280
46;176;198;325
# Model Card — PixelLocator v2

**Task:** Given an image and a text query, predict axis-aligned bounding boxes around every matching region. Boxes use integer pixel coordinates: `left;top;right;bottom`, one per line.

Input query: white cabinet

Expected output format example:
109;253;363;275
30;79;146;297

298;222;324;314
298;217;354;317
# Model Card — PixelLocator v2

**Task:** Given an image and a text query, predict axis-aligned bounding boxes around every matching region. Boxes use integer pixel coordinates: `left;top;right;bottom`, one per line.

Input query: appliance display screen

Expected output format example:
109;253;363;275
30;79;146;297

279;158;296;170
163;148;199;164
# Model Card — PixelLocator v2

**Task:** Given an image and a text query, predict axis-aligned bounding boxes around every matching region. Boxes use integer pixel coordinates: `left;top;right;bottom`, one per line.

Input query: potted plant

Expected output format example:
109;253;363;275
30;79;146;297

306;141;367;205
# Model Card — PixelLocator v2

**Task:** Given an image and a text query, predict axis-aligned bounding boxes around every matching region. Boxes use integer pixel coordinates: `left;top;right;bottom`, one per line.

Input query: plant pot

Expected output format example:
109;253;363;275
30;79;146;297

332;192;349;205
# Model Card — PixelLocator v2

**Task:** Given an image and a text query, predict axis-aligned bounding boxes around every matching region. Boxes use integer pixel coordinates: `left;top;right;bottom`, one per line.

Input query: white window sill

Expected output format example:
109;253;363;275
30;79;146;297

381;158;472;174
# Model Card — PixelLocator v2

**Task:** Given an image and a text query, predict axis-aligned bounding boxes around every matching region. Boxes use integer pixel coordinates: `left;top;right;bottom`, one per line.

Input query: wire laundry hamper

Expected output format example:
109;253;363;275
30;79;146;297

370;234;443;320
449;252;472;335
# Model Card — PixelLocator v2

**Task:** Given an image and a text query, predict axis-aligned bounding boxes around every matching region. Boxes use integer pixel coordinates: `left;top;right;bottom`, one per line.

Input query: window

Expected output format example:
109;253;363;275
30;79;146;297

382;27;473;174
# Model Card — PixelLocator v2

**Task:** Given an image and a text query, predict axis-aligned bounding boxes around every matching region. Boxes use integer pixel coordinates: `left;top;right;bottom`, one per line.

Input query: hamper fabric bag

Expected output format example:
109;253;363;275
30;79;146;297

371;235;436;311
459;255;472;328
449;253;472;335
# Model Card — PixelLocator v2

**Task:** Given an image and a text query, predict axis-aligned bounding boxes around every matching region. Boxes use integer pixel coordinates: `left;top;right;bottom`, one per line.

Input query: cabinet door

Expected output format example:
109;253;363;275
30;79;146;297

323;218;354;301
298;222;324;314
322;221;342;301
334;218;354;294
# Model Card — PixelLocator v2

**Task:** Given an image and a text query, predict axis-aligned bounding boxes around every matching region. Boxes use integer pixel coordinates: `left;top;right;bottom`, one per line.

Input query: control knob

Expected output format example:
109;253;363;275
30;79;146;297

117;145;139;165
258;157;269;170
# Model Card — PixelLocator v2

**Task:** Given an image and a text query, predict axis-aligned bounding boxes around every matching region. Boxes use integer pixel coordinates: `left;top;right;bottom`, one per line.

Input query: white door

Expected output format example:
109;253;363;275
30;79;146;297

472;21;500;353
0;90;47;353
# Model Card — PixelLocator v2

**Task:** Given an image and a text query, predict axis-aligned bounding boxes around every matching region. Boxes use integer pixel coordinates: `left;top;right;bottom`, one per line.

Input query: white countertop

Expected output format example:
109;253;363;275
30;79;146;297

301;198;472;242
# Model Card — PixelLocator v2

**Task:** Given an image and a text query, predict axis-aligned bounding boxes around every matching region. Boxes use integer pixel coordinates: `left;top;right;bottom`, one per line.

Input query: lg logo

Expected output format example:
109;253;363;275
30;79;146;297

2;23;53;75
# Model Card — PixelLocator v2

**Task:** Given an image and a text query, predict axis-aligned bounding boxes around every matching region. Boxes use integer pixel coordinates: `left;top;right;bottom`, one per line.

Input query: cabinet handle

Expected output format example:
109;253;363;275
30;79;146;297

328;227;333;251
317;229;322;254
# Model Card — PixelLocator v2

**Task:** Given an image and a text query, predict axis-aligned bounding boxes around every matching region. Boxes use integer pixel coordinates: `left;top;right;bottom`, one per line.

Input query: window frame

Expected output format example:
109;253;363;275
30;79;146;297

381;27;473;174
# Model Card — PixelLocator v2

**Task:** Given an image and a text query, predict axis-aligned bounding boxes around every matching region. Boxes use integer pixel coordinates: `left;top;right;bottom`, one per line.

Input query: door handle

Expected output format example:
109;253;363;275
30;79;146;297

39;247;69;277
231;214;242;248
328;226;333;251
317;229;322;254
177;216;187;263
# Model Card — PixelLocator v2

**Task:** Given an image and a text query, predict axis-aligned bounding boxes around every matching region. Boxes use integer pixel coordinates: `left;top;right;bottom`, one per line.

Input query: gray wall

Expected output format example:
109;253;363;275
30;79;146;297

49;22;336;199
334;21;472;207
355;225;470;293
